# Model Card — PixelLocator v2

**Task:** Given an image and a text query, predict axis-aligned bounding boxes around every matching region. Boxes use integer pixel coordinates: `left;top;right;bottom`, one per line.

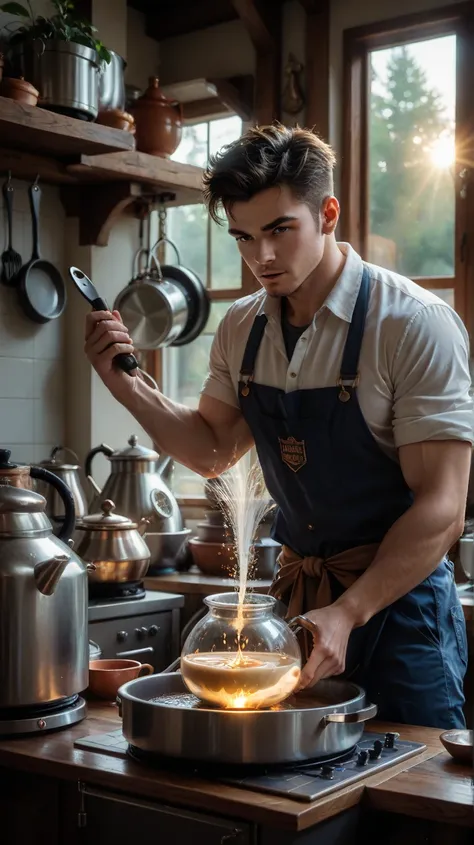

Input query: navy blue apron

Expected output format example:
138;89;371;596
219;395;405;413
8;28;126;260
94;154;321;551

238;266;467;729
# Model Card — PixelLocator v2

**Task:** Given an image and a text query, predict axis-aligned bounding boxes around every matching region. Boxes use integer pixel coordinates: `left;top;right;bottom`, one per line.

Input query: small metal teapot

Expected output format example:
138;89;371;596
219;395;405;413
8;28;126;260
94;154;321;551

0;485;89;709
0;448;75;542
36;445;88;525
75;499;151;584
85;435;183;533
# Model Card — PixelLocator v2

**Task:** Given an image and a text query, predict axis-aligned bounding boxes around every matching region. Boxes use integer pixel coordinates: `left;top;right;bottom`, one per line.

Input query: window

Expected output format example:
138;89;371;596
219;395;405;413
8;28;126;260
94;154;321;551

342;4;474;321
162;115;249;497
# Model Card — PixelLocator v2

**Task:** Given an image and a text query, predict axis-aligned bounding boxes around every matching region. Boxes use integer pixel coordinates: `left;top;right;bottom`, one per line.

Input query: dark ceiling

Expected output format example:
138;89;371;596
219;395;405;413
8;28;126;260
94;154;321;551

127;0;287;42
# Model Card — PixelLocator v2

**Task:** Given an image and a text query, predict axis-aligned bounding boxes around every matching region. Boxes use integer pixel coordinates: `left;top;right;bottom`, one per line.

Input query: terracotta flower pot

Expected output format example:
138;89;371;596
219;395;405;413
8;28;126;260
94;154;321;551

131;76;182;158
0;75;39;106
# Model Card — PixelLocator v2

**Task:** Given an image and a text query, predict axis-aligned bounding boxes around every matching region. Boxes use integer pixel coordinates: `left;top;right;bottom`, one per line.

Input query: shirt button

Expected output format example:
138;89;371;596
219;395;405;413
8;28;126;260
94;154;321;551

300;337;307;342
290;372;297;378
308;524;314;531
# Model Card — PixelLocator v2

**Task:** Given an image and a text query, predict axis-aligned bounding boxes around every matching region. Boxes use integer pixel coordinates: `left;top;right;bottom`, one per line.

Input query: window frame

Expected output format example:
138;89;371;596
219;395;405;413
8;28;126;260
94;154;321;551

341;2;474;329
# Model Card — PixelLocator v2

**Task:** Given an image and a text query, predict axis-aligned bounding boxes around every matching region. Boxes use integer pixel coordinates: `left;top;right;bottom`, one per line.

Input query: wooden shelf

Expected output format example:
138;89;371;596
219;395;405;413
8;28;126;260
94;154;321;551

0;96;135;157
0;95;204;245
67;150;203;205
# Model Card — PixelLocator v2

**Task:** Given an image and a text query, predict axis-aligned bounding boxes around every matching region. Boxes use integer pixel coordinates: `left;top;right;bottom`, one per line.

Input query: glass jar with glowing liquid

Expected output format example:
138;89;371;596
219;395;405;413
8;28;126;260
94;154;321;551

181;593;301;709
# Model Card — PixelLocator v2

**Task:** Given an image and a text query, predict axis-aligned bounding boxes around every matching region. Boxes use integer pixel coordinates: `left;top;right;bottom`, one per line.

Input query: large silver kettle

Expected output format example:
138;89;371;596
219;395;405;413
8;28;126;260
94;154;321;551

36;445;89;525
85;435;183;533
0;486;89;709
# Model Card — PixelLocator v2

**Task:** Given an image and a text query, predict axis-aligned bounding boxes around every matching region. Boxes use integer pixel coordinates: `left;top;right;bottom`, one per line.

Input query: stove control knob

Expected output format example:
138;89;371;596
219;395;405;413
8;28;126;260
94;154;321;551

117;631;128;643
384;732;399;749
320;765;335;780
357;750;369;766
135;627;148;640
369;740;383;760
148;625;159;636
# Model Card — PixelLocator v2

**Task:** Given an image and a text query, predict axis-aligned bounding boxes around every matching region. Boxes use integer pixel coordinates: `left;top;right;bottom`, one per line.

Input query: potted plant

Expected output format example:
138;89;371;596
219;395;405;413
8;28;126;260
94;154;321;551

0;0;110;120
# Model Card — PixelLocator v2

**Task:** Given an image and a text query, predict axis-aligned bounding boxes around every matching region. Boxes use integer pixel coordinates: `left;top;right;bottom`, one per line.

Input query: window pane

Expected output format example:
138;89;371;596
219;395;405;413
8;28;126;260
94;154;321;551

368;35;456;278
209;116;243;289
171;123;208;167
162;301;234;496
166;204;208;283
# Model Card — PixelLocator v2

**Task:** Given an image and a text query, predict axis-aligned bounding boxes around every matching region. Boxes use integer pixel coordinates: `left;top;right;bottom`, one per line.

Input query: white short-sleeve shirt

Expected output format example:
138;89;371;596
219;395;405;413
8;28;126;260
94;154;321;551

201;243;473;456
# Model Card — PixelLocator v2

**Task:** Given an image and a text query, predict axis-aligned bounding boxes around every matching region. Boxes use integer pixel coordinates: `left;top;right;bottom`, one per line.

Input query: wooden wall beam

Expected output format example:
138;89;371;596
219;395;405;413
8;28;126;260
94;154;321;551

231;0;275;53
232;0;282;125
207;75;254;122
300;0;330;139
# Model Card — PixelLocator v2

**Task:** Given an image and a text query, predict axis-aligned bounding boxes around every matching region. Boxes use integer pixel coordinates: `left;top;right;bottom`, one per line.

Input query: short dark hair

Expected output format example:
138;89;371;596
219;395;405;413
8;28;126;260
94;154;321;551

202;123;336;224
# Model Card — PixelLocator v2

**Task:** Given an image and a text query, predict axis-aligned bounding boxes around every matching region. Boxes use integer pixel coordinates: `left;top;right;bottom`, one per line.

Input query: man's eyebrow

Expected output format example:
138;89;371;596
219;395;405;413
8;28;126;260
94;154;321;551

228;215;298;236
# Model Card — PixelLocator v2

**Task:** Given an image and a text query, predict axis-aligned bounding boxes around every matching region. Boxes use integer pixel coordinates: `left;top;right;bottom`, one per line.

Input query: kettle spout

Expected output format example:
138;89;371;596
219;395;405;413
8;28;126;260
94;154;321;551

156;453;172;479
34;554;70;596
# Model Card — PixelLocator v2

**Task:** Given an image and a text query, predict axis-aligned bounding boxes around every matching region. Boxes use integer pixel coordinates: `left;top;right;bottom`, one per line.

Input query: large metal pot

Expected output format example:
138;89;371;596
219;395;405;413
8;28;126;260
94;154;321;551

75;499;151;583
8;39;101;121
99;49;126;110
119;673;377;765
0;485;89;709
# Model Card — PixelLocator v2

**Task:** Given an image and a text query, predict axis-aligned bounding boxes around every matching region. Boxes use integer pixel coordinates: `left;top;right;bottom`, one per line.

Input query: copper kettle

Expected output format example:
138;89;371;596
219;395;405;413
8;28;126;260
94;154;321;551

131;76;182;158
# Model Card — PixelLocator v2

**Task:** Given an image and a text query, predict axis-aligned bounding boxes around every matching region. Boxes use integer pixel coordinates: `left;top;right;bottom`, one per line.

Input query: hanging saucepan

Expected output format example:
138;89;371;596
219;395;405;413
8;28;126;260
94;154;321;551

114;238;209;349
15;178;66;323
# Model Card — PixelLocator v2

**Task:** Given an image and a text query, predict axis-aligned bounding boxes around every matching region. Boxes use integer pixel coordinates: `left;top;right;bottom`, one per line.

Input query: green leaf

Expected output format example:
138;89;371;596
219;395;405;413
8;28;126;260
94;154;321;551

0;2;31;16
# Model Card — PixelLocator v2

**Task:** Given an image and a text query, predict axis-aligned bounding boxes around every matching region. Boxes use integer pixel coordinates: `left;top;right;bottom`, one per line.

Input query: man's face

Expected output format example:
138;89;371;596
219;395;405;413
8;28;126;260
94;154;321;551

226;185;335;297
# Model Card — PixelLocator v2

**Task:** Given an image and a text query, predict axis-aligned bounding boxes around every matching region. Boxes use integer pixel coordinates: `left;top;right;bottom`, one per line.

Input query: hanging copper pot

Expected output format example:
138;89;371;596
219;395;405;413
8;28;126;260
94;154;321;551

131;76;182;158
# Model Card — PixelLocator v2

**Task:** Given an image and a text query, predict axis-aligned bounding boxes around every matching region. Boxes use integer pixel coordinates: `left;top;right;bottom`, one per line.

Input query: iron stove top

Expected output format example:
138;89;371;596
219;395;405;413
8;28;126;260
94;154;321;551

75;729;426;802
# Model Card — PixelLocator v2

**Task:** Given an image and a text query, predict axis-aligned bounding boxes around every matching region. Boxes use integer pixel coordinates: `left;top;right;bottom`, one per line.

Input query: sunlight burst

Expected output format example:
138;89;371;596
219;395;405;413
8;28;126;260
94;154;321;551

429;136;455;169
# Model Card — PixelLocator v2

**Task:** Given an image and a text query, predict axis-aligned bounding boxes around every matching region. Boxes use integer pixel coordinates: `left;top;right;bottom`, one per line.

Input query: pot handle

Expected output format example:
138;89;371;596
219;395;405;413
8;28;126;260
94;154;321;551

84;443;114;493
138;663;154;677
323;703;378;724
30;465;76;543
151;237;181;266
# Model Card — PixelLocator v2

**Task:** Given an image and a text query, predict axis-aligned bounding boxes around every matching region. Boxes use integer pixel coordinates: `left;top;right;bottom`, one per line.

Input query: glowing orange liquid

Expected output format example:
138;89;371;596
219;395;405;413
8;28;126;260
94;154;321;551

181;651;301;709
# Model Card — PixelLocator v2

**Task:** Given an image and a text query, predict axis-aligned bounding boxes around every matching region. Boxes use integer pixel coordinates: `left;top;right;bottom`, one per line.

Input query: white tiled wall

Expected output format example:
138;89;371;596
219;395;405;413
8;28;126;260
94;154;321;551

0;180;66;465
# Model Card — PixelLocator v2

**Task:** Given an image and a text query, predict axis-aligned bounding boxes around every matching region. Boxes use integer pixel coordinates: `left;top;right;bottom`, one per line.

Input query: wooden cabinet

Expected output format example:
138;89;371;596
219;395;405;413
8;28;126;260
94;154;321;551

73;784;251;845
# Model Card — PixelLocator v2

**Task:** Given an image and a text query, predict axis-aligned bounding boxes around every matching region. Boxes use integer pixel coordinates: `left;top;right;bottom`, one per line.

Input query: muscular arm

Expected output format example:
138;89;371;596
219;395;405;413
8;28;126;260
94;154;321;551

122;381;254;477
83;309;254;476
335;439;470;626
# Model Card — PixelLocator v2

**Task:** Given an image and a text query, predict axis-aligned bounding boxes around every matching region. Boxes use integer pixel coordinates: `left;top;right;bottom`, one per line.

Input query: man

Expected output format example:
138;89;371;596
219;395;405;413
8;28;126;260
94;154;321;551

85;124;472;728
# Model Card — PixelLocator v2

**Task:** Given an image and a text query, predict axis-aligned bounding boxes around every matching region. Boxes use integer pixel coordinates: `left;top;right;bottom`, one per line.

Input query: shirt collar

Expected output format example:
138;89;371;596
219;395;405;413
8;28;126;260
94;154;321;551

261;243;364;324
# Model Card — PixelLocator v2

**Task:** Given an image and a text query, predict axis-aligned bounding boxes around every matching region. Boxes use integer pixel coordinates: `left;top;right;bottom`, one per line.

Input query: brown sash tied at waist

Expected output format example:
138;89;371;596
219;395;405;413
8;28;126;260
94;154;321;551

269;543;381;621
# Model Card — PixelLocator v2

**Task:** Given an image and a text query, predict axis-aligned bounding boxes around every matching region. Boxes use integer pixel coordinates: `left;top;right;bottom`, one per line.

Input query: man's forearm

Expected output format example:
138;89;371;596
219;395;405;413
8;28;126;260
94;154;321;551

334;494;463;627
120;377;221;476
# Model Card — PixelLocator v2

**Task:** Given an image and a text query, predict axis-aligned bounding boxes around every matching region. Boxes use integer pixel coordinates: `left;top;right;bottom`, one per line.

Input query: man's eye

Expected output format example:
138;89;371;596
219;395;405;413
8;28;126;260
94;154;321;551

273;226;289;235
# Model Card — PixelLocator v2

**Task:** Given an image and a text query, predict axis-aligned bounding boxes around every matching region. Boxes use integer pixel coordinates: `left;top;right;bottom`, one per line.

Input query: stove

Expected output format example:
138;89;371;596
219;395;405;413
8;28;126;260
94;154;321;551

74;729;425;802
88;580;146;603
0;695;87;737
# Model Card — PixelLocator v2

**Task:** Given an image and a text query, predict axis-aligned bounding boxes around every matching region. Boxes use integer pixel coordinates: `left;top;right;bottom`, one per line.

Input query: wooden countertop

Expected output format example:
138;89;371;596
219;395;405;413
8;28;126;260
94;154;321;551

0;702;471;832
144;568;273;595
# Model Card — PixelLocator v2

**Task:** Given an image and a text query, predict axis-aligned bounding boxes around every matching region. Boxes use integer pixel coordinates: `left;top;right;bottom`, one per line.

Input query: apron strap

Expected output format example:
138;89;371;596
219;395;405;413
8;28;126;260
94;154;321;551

339;266;370;382
239;314;268;378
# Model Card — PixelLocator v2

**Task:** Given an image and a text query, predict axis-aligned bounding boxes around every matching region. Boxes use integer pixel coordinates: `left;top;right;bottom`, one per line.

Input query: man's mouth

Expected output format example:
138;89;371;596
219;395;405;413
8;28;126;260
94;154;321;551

260;271;285;280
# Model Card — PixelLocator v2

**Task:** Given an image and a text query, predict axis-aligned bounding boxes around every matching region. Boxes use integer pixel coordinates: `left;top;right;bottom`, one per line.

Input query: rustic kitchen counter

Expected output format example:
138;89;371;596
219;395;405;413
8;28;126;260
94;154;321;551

0;701;471;837
144;567;273;596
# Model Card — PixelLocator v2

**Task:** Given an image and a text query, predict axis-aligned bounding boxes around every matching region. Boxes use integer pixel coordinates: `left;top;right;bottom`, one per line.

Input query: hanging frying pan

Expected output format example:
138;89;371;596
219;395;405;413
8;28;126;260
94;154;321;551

114;237;209;350
15;179;66;323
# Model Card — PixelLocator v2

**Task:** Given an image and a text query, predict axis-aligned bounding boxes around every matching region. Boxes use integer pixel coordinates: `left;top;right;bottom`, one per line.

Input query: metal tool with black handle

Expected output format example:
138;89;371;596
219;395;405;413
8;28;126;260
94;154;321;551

69;266;138;374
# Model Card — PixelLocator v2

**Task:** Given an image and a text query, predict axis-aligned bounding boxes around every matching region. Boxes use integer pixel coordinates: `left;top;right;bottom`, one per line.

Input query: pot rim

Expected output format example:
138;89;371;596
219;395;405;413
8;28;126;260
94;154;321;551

119;672;365;716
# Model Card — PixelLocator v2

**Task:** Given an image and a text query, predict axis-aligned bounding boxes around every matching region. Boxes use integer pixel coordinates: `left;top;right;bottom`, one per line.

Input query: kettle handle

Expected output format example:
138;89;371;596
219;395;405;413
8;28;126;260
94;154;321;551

84;444;114;492
30;465;76;543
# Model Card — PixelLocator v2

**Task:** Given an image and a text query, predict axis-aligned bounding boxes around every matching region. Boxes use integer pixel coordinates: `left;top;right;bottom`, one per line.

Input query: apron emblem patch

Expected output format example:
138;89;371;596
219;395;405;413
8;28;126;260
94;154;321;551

279;436;307;472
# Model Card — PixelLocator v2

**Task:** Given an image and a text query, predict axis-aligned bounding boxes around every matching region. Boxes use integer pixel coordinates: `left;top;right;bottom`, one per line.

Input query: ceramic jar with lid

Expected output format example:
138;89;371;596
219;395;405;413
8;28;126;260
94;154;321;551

0;76;39;106
131;76;182;157
75;499;151;583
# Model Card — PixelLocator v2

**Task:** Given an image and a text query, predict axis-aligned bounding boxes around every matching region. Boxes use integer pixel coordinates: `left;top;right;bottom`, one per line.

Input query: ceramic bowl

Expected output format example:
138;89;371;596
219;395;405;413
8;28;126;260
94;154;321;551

88;659;153;700
440;729;473;764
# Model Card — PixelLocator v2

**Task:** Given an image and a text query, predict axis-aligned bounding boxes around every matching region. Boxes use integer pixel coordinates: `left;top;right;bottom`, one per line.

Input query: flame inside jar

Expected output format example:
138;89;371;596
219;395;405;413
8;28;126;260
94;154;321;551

181;651;301;709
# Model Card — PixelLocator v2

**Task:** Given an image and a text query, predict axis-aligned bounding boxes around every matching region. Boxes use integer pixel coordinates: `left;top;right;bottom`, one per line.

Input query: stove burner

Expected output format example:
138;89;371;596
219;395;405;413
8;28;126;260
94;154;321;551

88;580;146;603
0;695;87;737
127;743;358;778
0;694;79;721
